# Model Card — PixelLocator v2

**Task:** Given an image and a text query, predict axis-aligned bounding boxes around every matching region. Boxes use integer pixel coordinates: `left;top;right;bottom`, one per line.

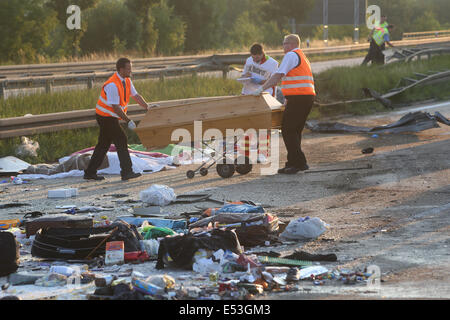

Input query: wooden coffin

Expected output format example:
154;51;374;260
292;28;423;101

135;93;284;149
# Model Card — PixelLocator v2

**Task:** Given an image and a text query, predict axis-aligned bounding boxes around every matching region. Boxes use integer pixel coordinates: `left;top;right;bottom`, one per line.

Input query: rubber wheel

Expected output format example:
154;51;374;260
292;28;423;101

235;156;253;175
200;168;208;176
186;170;195;179
216;164;235;179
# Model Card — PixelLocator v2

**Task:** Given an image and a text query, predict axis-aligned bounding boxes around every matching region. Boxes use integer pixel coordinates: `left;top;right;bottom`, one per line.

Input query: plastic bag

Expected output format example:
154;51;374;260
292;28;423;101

192;258;222;275
15;137;39;158
139;184;176;206
140;240;160;257
280;217;329;240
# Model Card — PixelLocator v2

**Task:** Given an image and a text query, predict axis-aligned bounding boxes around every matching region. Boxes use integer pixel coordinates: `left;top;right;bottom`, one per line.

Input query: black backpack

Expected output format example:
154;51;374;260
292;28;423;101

0;231;20;277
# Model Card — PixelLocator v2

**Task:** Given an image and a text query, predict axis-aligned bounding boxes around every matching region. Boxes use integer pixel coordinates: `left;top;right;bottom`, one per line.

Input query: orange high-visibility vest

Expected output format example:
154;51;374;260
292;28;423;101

280;49;316;96
96;73;131;119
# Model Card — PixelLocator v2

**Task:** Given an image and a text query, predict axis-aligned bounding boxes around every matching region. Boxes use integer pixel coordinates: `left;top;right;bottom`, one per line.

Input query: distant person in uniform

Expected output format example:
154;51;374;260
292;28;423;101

362;24;395;65
368;15;389;52
251;34;316;174
84;57;158;181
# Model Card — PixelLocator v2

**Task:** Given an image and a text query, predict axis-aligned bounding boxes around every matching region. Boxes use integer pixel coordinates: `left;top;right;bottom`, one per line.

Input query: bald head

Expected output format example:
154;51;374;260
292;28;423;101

283;34;301;53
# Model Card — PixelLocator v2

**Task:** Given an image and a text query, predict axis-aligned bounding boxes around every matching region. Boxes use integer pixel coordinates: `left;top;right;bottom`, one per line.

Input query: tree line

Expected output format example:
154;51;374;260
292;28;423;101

0;0;448;64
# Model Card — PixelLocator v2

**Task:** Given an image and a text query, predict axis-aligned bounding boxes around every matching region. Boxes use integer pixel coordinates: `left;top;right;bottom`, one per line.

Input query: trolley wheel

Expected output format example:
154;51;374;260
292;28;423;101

200;168;209;176
186;170;195;179
216;164;235;179
235;156;253;175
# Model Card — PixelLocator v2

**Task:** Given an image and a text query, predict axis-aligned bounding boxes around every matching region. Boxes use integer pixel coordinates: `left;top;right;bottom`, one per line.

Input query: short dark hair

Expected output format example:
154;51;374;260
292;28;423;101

250;43;264;55
116;58;131;71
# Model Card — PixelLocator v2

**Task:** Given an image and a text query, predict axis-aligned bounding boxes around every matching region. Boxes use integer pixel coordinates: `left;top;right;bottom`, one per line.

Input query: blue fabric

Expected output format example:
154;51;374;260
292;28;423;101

117;217;187;232
217;204;265;214
250;76;264;84
383;34;390;42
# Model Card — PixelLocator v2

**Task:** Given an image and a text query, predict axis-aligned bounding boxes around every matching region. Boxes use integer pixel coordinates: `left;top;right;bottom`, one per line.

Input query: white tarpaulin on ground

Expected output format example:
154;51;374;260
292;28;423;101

17;152;175;180
0;156;31;173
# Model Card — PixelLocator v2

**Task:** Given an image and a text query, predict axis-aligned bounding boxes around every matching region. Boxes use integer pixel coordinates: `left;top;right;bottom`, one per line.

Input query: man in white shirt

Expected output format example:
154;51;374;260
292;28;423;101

241;43;279;97
84;57;158;181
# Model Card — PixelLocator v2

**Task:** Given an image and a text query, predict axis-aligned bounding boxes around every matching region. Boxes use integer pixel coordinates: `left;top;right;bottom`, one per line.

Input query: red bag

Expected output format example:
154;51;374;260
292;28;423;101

124;251;150;263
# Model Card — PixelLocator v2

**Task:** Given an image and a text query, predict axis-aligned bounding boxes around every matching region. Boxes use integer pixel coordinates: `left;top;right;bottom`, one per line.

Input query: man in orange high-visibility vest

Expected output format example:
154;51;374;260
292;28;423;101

251;34;315;174
84;57;158;181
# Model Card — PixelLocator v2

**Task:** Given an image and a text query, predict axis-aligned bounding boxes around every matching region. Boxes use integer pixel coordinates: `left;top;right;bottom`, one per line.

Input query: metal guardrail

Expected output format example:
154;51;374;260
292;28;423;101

0;96;230;139
403;30;450;40
1;36;450;98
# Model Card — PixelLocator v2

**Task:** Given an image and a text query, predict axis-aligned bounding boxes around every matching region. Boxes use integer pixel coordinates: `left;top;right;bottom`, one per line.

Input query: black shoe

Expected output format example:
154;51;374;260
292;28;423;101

121;172;142;181
284;165;309;175
277;167;289;174
84;173;105;181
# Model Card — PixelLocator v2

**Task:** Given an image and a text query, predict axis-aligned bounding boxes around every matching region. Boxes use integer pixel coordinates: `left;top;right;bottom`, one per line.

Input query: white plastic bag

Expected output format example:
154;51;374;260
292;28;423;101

139;184;176;206
140;239;160;257
192;258;222;275
280;217;329;240
16;137;39;158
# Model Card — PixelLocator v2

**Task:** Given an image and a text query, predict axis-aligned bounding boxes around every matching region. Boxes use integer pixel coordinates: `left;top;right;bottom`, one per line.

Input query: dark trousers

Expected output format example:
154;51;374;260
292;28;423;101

362;40;385;65
281;95;314;168
85;114;133;176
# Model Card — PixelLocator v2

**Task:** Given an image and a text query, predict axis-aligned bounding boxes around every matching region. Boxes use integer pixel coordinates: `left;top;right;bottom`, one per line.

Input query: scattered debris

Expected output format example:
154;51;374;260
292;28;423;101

15;137;39;158
48;188;78;199
307;111;449;134
279;217;329;240
0;203;31;210
0;192;386;301
140;185;177;206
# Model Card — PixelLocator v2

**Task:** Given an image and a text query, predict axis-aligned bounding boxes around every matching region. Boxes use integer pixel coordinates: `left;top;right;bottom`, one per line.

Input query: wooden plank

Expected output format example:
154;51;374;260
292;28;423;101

137;94;281;129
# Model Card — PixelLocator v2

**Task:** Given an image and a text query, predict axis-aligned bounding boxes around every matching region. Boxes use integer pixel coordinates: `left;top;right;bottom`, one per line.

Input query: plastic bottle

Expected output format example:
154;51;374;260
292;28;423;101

49;266;77;277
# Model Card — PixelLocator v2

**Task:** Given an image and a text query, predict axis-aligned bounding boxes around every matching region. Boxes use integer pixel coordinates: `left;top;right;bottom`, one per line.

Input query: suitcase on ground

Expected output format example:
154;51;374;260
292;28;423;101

25;214;93;238
31;221;143;260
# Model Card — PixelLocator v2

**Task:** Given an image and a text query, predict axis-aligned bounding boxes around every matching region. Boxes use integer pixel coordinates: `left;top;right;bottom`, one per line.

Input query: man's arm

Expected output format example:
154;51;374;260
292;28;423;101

132;94;149;110
112;104;131;123
384;34;394;48
132;94;160;110
261;73;284;91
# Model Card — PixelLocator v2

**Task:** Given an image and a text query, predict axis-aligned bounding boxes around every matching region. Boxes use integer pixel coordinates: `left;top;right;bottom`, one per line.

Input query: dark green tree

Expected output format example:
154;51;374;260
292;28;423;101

80;0;141;54
151;0;186;55
262;0;316;30
0;0;58;63
125;0;159;54
46;0;100;56
168;0;227;52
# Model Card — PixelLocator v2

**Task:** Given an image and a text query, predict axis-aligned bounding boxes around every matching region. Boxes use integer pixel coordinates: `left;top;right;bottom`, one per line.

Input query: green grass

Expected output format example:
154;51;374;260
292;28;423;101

0;76;241;118
315;54;450;103
1;55;450;164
